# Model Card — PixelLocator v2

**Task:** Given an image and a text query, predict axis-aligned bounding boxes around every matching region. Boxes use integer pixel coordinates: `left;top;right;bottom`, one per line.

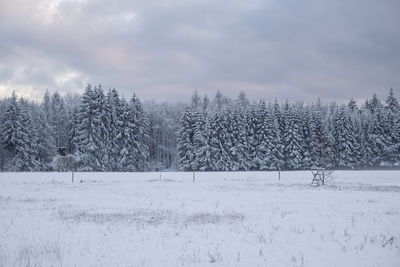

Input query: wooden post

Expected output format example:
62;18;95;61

278;169;281;180
159;171;162;182
193;171;195;182
72;170;74;183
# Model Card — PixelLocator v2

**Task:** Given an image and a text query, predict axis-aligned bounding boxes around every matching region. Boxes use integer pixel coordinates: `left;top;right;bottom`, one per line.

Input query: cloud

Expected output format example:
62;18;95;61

0;0;399;103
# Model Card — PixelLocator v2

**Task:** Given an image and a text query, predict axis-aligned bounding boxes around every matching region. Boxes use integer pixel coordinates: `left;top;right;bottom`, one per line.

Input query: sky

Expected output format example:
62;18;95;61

0;0;399;103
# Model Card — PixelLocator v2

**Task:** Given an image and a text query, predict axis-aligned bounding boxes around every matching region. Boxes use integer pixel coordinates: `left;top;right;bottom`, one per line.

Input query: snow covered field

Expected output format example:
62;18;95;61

0;171;399;266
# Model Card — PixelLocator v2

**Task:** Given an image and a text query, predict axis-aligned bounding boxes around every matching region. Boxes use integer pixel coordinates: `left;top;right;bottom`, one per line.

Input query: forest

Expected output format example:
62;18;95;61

0;87;399;171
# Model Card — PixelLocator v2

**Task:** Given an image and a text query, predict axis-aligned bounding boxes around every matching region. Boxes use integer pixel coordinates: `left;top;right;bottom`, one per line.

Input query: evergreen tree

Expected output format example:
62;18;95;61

300;107;313;168
33;106;56;170
257;102;283;170
202;94;210;115
244;104;259;170
176;107;197;170
92;85;109;171
228;105;248;170
366;107;391;166
191;90;201;109
193;110;213;171
51;92;68;148
74;84;102;171
283;105;303;169
1;92;39;171
118;98;137;171
209;110;231;171
105;88;123;171
333;106;359;168
130;94;150;171
348;98;357;112
386;88;400;165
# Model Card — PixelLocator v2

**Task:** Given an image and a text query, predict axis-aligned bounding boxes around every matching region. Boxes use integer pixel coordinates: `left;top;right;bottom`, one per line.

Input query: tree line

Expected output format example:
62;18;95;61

0;87;399;171
177;90;400;171
0;85;150;171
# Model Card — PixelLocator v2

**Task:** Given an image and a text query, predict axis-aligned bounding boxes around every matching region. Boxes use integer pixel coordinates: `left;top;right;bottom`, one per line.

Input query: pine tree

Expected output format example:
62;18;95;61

92;85;110;171
130;94;150;171
360;109;374;166
386;88;400;165
244;104;259;170
283;105;303;170
202;94;210;115
333;106;359;168
33;106;56;170
51;92;68;148
67;106;79;155
1;92;19;157
193;110;213;171
237;91;250;108
300;107;313;169
369;93;382;114
191;90;201;110
348;98;357;112
255;101;269;169
1;92;39;171
209;110;231;171
228;105;248;170
271;116;285;170
106;88;123;171
366;107;391;166
176;107;197;171
1;91;25;170
118;98;137;171
43;89;52;123
74;84;102;171
257;103;283;170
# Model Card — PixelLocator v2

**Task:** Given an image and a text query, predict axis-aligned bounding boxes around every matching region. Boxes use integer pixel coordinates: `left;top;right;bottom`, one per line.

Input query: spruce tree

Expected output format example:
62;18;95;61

33;106;56;170
193;110;213;171
283;105;303;169
74;84;102;171
106;88;123;171
209;110;231;171
1;92;39;171
245;104;259;170
386;88;400;165
333;106;359;168
130;94;150;171
228;105;248;170
176;107;197;170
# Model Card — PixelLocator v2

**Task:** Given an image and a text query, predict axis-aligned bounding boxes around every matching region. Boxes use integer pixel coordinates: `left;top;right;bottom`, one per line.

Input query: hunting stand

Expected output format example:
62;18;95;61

311;167;327;186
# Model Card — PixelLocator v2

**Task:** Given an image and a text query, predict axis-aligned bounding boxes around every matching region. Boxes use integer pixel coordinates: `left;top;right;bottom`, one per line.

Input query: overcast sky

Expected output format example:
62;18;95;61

0;0;399;103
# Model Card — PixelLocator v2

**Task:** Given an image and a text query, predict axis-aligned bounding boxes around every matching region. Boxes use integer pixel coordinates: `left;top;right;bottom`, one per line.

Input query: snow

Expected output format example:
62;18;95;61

1;171;399;266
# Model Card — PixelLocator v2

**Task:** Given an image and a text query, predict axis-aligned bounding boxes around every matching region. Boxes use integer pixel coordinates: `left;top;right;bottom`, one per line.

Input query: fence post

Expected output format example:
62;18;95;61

278;169;281;180
193;171;195;182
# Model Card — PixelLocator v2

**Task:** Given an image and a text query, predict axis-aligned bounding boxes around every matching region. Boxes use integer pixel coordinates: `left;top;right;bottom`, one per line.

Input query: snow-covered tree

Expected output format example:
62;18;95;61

209;110;231;171
106;88;123;171
193;110;213;171
0;87;399;171
33;106;56;170
129;94;150;171
283;105;303;169
176;107;197;171
73;84;102;171
1;92;39;171
385;88;400;165
333;105;359;168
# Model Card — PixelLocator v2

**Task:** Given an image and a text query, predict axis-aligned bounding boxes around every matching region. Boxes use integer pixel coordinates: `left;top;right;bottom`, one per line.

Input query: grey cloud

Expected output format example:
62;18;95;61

0;0;399;103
